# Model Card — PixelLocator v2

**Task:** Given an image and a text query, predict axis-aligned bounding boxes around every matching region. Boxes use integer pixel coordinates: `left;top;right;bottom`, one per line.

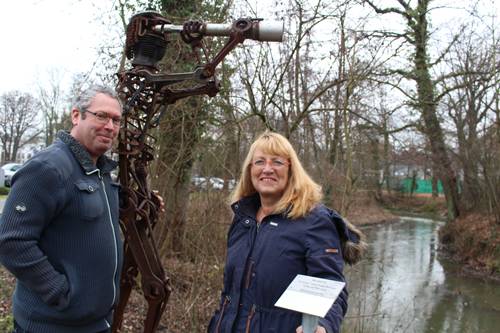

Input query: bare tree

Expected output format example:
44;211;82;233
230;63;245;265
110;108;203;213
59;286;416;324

364;0;463;220
231;0;407;215
0;91;41;163
442;25;500;215
38;70;67;146
232;1;361;212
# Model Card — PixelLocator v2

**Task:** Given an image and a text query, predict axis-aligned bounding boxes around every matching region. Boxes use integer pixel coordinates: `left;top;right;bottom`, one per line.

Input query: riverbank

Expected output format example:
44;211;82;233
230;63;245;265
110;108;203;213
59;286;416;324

378;193;447;220
342;193;400;226
440;213;500;282
344;192;446;227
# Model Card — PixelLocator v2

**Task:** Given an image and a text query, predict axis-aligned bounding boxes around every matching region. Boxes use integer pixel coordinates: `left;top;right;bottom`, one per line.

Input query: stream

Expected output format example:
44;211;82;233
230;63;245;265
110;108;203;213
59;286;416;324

342;216;500;333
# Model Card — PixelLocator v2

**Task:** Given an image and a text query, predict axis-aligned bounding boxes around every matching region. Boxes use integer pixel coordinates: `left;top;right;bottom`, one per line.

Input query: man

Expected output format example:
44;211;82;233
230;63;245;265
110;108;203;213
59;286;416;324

0;85;123;333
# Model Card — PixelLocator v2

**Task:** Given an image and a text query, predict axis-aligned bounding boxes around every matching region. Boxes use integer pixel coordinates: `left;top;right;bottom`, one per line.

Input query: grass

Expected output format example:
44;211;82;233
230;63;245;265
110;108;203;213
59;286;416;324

0;266;15;332
0;186;9;196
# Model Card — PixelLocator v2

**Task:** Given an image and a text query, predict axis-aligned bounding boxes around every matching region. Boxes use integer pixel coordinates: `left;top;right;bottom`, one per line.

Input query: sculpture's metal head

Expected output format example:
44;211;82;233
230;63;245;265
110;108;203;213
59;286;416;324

125;11;171;68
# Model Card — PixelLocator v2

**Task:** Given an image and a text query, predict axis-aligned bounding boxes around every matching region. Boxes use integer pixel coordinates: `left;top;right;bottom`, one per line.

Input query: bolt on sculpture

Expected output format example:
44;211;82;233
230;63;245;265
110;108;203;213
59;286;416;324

112;11;283;333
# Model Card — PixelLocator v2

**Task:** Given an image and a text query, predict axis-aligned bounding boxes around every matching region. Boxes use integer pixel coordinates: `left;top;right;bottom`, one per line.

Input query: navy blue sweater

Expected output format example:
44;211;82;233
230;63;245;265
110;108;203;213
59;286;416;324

0;131;123;333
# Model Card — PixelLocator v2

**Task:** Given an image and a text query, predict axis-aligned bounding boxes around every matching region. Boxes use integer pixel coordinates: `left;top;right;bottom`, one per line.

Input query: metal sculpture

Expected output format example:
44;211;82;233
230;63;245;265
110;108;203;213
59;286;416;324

112;11;283;332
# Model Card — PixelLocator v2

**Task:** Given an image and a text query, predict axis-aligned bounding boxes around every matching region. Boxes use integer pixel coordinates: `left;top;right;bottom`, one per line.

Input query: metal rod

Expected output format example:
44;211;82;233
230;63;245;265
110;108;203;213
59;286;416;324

154;20;284;42
302;313;319;333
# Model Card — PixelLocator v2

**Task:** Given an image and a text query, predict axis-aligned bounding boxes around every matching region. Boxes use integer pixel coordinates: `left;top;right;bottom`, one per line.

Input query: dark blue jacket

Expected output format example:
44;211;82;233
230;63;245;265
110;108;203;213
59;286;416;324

0;131;123;333
208;194;348;333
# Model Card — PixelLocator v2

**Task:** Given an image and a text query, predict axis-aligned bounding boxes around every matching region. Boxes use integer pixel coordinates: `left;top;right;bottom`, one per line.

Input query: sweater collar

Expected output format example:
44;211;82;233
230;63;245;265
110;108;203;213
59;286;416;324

56;130;117;174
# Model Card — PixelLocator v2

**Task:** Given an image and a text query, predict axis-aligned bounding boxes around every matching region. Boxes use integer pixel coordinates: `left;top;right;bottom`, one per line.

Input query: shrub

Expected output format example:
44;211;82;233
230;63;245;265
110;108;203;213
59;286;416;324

0;187;9;195
0;315;13;333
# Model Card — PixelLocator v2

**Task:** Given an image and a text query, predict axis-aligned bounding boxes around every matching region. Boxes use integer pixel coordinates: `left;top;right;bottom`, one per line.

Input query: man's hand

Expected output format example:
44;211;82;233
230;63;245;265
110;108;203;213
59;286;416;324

296;325;327;333
152;190;165;213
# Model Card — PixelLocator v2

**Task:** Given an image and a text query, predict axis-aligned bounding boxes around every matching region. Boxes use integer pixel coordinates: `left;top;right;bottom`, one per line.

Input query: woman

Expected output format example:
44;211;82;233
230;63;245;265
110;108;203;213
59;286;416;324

208;132;364;333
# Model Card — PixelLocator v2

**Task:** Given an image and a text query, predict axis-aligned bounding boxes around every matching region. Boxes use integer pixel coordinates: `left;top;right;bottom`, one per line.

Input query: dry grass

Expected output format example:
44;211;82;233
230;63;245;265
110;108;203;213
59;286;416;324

117;190;231;332
343;192;399;226
0;190;230;333
440;213;500;280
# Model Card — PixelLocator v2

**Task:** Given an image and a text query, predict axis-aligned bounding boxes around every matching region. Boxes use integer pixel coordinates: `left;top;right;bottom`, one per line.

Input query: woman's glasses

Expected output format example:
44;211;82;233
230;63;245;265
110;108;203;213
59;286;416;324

252;158;289;169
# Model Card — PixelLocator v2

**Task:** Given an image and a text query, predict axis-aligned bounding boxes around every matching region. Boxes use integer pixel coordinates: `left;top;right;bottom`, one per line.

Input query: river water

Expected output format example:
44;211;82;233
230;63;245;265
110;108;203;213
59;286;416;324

342;216;500;333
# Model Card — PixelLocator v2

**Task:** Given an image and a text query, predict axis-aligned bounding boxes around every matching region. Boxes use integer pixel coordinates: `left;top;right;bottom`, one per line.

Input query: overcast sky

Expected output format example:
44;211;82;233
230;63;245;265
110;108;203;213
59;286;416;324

0;0;115;94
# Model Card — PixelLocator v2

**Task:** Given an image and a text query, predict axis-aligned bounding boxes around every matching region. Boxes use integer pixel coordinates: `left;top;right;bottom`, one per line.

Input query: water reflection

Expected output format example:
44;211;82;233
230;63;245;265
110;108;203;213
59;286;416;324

343;216;500;333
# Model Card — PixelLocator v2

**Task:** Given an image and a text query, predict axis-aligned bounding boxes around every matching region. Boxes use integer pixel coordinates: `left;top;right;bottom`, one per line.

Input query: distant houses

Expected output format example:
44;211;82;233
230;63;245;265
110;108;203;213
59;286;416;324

0;142;44;164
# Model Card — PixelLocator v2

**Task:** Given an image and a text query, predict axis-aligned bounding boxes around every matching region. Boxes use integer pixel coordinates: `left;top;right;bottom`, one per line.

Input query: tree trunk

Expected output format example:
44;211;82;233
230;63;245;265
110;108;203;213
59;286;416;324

412;0;460;220
154;98;205;255
383;119;391;194
432;175;438;198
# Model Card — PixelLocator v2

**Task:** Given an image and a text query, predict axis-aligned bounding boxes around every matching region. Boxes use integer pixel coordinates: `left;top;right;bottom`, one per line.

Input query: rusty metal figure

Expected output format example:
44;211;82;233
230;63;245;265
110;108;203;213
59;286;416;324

111;11;282;332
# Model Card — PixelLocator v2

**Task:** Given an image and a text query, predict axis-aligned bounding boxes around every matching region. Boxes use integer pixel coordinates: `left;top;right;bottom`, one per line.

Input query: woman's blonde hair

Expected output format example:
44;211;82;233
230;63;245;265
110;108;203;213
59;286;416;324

230;131;323;219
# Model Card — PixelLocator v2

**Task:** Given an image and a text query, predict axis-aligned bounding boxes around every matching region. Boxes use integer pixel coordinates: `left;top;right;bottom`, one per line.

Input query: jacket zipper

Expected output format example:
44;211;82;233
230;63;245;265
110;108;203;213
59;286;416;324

245;304;256;333
92;170;119;309
215;295;231;333
101;175;118;308
237;217;260;333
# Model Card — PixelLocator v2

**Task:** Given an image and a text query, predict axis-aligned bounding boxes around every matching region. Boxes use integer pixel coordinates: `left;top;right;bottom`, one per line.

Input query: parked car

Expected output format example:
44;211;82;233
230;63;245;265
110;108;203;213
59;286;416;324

190;176;229;191
191;176;207;190
226;179;236;190
209;177;224;190
2;163;22;187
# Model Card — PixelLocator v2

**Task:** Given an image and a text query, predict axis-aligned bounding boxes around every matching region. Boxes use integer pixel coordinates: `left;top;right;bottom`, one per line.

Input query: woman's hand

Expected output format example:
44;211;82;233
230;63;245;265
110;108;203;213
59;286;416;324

296;325;327;333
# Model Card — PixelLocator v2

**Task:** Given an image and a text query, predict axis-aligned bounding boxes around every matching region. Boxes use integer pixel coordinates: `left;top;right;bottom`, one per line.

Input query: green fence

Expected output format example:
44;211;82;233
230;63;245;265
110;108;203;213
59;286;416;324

401;178;444;194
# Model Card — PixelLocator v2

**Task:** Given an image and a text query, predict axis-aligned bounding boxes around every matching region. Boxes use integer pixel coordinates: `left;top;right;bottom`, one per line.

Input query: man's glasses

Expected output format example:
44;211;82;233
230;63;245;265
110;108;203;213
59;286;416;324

252;158;289;169
84;110;122;127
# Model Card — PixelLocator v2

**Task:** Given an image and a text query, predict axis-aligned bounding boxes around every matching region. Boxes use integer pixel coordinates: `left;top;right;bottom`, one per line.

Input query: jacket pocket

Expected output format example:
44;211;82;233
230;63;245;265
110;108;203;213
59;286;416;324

74;180;104;221
30;260;113;326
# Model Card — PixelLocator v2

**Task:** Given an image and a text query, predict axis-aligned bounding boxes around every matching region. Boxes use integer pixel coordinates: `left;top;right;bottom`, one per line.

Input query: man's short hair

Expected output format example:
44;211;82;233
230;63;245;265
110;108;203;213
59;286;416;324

72;84;122;112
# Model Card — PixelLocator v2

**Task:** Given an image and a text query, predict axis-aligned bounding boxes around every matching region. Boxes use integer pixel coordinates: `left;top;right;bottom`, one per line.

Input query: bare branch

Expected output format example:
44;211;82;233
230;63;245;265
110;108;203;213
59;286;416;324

364;0;411;19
